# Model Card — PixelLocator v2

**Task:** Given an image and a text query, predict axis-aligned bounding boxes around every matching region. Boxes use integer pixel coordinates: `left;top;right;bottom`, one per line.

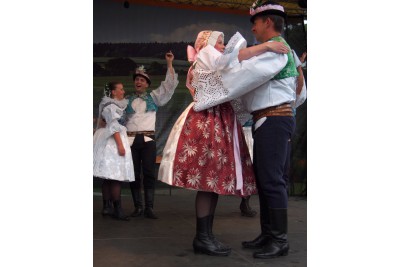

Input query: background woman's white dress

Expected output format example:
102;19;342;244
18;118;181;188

93;97;135;182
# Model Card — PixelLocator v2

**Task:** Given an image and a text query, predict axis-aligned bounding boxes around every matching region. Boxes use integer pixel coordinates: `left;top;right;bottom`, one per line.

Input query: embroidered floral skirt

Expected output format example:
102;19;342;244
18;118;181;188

158;102;257;196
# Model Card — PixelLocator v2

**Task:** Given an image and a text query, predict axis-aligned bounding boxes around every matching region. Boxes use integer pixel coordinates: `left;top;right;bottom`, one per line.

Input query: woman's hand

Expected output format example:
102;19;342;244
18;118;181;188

113;132;125;156
266;41;289;54
300;52;307;63
117;144;126;156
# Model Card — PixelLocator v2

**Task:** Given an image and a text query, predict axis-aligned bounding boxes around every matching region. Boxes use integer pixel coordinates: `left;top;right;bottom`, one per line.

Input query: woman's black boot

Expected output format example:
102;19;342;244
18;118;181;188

112;200;130;221
208;215;231;250
102;199;114;216
192;215;231;256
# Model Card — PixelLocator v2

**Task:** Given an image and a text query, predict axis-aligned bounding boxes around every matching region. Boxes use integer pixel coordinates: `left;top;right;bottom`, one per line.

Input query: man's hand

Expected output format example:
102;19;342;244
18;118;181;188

165;51;174;63
166;51;174;74
266;41;289;54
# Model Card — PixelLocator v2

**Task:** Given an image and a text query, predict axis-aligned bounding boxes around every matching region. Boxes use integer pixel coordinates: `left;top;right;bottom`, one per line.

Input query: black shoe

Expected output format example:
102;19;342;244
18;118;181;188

253;239;289;259
129;184;143;216
193;236;231;256
144;207;158;219
207;215;231;251
112;212;130;221
144;188;157;219
102;199;114;216
242;234;270;249
112;200;130;221
192;216;231;256
130;207;143;217
253;208;289;258
240;197;257;217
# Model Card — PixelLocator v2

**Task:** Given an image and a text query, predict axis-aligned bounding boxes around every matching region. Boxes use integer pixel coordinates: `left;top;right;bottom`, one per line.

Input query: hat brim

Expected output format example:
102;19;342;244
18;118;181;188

250;9;287;23
133;73;151;85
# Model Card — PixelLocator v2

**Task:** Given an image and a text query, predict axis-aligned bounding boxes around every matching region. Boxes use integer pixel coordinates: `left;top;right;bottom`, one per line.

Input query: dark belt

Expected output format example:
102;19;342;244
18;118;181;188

127;131;155;137
251;103;294;122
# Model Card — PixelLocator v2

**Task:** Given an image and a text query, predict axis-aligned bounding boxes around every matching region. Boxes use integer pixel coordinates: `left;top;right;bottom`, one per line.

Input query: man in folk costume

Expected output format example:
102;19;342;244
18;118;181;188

126;52;178;219
192;1;306;259
241;1;299;259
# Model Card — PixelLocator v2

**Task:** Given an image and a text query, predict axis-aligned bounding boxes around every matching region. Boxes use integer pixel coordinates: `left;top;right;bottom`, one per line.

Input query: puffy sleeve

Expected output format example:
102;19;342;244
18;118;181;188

192;32;249;111
196;32;247;71
150;69;179;106
215;32;247;70
102;104;126;136
193;51;288;112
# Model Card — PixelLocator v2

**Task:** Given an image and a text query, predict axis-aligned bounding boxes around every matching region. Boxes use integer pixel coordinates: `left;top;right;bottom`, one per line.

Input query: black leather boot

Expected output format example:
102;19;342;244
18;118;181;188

144;188;158;219
112;200;130;221
131;206;143;217
240;196;257;217
129;185;143;217
102;199;113;216
208;215;231;251
192;216;231;256
253;208;289;259
242;233;270;249
242;204;271;249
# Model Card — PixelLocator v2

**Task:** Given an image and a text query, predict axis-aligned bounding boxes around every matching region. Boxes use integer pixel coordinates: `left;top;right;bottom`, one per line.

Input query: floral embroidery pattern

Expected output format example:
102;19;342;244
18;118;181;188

171;102;257;196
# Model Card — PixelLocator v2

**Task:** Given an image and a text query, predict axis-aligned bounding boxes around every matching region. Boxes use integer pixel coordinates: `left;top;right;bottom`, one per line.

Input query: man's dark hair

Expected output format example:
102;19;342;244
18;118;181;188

267;15;285;33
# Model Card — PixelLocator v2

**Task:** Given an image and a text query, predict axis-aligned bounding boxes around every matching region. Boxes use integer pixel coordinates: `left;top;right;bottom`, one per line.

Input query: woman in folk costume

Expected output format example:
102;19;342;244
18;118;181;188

190;2;307;259
158;30;288;256
93;81;135;221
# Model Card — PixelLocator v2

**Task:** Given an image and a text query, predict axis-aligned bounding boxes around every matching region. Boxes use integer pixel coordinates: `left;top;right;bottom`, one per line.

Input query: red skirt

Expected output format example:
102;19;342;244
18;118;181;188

170;102;257;196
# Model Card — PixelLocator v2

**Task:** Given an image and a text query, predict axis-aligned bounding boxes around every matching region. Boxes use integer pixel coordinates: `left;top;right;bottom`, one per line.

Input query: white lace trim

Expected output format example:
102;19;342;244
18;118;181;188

223;32;246;55
230;98;251;126
192;32;246;112
192;69;228;110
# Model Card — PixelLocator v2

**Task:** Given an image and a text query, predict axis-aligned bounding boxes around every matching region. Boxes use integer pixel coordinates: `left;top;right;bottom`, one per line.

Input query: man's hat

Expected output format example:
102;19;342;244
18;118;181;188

250;1;286;23
133;65;151;85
